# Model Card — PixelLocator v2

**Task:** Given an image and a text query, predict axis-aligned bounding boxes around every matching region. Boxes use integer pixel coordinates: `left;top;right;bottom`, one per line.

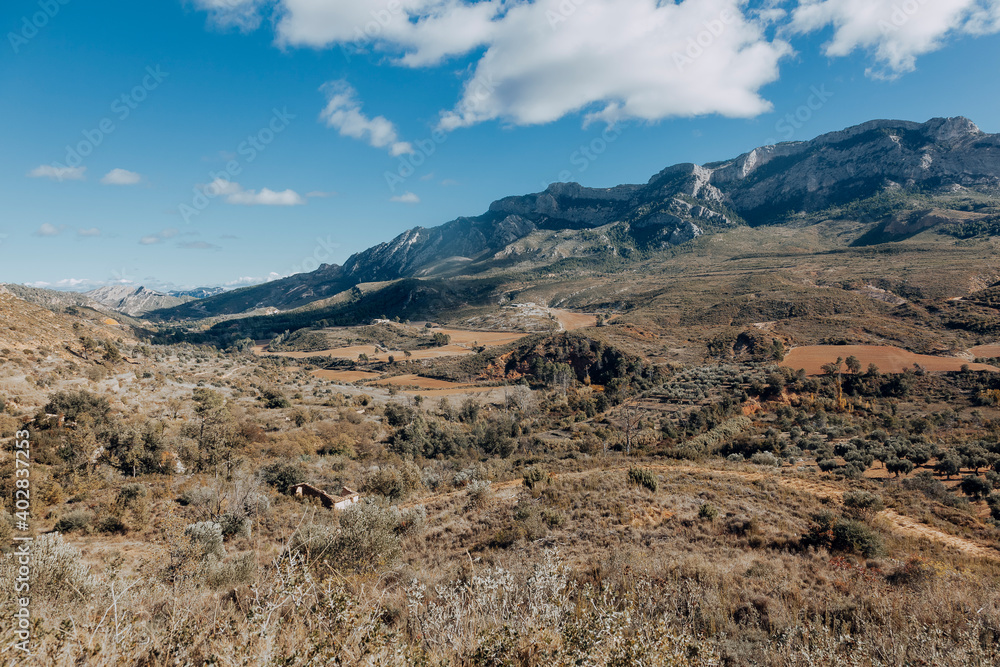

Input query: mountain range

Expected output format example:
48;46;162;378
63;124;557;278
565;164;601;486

145;116;999;324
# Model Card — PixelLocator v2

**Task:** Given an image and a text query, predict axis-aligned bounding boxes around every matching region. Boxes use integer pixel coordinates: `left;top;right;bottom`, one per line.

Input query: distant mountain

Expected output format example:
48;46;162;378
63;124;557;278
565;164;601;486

168;287;226;299
2;284;104;311
0;285;133;354
153;116;1000;320
86;285;191;316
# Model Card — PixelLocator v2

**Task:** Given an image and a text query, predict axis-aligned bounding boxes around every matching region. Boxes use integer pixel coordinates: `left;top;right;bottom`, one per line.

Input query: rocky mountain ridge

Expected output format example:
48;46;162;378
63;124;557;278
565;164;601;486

152;116;1000;320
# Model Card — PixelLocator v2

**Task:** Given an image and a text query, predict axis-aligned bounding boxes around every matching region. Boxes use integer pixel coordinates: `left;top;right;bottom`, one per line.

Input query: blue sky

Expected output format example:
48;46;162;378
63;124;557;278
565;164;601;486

3;0;1000;291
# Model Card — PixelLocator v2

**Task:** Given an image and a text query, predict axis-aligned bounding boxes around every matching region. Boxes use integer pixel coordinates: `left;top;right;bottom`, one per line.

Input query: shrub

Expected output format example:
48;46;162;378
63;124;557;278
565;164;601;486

817;459;839;472
260;386;291;409
43;389;111;423
218;513;252;539
628;468;658;492
97;515;128;535
179;485;218;507
24;533;96;602
259;461;305;494
523;466;548;489
204;551;256;588
364;463;420;501
0;509;12;544
750;451;780;467
54;509;94;534
832;520;884;558
397;505;427;537
186;521;226;560
698;503;719;521
842;490;884;520
336;499;402;571
467;479;494;510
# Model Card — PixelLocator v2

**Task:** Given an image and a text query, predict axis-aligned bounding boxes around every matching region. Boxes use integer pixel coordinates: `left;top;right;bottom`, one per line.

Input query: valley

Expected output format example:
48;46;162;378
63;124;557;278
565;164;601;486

4;117;1000;665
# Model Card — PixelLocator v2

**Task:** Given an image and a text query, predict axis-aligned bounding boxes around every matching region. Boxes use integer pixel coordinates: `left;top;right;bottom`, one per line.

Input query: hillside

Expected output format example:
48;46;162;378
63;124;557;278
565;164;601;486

84;285;191;316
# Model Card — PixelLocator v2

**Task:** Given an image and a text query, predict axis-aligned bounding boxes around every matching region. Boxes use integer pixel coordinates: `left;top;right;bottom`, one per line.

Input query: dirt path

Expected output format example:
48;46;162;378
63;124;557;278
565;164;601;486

407;464;1000;562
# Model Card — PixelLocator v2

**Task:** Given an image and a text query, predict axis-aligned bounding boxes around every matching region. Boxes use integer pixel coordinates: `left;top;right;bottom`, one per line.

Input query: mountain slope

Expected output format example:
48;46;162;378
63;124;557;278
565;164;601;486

154;116;1000;320
85;286;191;316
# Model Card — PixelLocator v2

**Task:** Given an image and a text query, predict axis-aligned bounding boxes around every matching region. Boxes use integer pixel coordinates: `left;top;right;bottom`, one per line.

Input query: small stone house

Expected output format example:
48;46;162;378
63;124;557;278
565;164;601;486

290;483;361;510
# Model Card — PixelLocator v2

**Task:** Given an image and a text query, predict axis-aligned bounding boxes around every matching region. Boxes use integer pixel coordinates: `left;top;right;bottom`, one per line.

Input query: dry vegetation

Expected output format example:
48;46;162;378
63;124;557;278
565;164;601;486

4;222;1000;664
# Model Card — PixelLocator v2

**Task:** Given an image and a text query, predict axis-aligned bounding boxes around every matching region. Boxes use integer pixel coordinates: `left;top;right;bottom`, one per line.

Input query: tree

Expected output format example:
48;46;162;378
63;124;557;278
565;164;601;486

845;355;862;375
44;389;111;423
935;453;962;480
78;336;99;360
617;400;643;456
432;332;451;347
821;357;844;376
102;340;122;364
959;475;992;501
886;458;915;477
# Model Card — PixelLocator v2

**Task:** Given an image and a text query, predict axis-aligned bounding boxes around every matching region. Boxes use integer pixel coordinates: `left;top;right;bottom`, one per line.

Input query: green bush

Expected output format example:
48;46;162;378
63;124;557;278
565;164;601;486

54;509;94;534
833;520;884;558
698;503;719;521
97;515;128;535
364;463;420;501
842;490;884;519
259;461;305;494
628;468;658;492
523;466;548;489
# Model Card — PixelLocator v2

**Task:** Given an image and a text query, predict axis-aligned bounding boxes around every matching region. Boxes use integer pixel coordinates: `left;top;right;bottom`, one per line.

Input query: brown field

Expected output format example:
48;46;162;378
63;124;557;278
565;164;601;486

257;344;475;362
374;374;474;389
430;327;528;346
969;344;1000;358
782;344;1000;375
550;308;598;331
310;369;382;382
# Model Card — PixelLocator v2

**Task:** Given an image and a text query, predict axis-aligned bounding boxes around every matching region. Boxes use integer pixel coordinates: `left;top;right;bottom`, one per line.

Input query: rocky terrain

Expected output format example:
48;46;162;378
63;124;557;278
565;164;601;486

150;116;1000;322
84;285;191;317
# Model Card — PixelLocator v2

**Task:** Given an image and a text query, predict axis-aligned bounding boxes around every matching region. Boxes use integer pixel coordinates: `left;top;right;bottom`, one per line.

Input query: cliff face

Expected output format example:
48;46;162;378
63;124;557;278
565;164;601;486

154;116;1000;318
344;117;998;281
709;117;999;222
85;286;190;316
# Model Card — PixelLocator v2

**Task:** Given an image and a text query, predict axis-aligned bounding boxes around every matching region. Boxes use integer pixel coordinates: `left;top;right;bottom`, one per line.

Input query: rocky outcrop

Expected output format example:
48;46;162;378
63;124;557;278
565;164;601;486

154;116;1000;319
708;117;999;222
86;285;190;316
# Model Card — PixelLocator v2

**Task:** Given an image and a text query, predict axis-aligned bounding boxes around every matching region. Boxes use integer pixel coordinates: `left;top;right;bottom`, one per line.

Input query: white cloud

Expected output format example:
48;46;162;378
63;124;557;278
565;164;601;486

194;0;998;128
226;187;306;206
790;0;1000;78
139;228;179;245
78;227;101;237
319;80;413;154
34;223;62;237
101;168;142;185
26;278;92;289
178;241;221;250
390;191;420;204
201;178;306;206
191;0;266;31
28;165;85;181
276;0;789;128
439;0;791;129
225;273;282;286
